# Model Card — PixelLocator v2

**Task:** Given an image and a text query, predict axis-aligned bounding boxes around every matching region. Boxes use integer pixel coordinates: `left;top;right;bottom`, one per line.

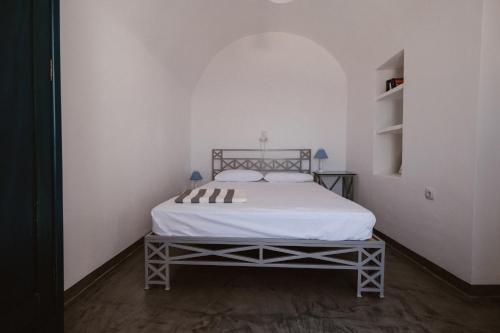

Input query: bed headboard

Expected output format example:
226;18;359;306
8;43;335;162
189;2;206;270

212;149;311;180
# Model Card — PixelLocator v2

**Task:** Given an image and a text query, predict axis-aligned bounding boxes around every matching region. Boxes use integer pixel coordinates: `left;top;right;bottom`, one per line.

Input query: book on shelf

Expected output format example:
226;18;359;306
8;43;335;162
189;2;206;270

385;77;404;91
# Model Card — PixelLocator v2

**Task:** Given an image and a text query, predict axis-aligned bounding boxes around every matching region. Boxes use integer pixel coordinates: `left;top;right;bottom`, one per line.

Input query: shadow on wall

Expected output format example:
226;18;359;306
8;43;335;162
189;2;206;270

190;32;348;181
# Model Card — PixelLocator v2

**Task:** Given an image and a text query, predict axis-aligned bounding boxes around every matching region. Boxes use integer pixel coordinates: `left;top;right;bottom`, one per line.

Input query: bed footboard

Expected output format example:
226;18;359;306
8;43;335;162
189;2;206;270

144;233;385;297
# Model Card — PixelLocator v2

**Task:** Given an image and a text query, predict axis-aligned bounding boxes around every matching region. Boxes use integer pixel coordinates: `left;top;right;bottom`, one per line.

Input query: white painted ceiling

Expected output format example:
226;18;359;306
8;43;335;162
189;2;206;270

100;0;428;91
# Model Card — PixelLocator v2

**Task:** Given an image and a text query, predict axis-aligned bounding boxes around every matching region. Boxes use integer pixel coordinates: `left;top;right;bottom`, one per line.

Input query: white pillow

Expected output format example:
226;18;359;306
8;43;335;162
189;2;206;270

215;169;264;182
264;172;313;183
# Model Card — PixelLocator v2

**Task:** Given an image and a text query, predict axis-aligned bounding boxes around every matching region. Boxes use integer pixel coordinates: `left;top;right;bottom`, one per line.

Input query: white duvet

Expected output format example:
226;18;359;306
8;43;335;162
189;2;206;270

151;181;376;241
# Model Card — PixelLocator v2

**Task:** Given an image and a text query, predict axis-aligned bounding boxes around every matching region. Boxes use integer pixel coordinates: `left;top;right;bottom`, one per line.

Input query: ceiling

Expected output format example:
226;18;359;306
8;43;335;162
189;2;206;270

99;0;428;92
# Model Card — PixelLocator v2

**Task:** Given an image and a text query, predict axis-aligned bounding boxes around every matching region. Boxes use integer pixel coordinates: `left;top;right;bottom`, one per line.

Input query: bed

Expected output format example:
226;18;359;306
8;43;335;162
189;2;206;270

145;149;385;297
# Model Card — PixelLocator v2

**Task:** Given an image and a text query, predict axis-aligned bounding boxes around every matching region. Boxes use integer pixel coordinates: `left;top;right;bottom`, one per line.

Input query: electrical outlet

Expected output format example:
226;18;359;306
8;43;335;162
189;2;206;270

425;187;435;201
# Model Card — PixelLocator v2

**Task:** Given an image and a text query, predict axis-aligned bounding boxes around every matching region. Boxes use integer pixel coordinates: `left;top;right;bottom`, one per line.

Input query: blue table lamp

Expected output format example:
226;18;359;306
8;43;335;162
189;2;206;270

314;148;328;172
190;171;203;189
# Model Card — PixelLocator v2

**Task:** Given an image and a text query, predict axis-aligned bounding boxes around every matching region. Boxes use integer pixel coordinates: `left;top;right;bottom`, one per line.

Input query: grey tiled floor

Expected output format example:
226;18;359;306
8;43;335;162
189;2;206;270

65;247;500;332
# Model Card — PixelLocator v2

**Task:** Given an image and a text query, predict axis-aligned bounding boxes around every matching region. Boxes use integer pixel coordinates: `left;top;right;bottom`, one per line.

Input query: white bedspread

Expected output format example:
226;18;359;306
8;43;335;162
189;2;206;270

151;181;376;241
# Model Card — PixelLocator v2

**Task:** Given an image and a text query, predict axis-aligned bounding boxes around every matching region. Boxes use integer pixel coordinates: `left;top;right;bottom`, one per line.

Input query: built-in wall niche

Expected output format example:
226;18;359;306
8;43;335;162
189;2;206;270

374;49;404;177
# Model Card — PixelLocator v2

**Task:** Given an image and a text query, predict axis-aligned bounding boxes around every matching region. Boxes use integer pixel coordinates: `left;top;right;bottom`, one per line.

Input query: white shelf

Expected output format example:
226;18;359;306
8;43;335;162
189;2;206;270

374;49;404;177
377;124;402;135
376;84;404;101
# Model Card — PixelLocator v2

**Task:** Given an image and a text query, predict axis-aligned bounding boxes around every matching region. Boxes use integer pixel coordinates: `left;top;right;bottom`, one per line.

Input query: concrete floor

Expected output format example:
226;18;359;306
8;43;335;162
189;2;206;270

65;247;500;332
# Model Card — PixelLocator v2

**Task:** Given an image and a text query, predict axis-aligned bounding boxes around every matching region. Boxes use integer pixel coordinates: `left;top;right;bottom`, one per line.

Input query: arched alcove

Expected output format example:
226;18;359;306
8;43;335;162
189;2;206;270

190;32;348;179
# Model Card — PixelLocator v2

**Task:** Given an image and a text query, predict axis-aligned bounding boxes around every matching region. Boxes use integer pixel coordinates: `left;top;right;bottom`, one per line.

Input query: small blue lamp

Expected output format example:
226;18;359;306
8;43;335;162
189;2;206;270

314;148;328;172
190;171;203;189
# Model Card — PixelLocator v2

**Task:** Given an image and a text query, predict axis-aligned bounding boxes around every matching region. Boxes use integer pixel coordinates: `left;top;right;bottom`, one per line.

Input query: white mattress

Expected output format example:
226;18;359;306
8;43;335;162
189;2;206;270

151;181;376;241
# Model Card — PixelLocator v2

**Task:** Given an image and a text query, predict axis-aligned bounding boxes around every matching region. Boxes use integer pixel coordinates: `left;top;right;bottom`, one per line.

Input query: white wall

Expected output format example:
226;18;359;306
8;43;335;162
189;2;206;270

191;32;347;180
346;0;484;282
61;1;190;290
61;0;500;288
472;0;500;285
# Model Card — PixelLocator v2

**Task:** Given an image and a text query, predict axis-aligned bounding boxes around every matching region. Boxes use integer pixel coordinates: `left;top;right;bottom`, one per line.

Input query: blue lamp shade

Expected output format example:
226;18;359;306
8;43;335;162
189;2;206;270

314;148;328;160
190;171;203;181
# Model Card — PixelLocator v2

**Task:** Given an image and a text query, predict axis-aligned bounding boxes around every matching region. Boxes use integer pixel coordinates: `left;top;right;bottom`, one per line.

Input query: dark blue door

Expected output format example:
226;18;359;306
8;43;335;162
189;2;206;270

0;1;62;332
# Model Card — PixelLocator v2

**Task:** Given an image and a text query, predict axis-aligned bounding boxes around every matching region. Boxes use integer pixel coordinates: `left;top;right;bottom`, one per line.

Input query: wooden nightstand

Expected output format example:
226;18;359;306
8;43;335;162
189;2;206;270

313;171;356;200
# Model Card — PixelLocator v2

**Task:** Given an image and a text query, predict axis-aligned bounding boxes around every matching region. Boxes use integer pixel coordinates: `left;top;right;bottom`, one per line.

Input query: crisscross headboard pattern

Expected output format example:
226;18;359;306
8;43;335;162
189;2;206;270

212;149;311;180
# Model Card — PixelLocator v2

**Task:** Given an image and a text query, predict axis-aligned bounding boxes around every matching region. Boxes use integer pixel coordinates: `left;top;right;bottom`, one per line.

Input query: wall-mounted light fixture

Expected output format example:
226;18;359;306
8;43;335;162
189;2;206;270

259;130;268;144
259;131;268;158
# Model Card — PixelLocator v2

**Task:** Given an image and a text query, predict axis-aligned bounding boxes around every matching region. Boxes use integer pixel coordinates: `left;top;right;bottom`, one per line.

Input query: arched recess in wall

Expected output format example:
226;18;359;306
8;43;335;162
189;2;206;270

190;32;348;179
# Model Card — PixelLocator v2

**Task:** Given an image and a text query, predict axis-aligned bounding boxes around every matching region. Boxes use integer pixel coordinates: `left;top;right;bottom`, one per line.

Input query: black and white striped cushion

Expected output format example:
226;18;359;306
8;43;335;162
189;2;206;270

174;188;245;203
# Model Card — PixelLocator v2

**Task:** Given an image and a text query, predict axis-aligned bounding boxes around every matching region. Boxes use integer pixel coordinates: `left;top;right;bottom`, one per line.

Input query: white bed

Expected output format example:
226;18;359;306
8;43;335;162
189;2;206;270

145;149;384;297
152;181;376;241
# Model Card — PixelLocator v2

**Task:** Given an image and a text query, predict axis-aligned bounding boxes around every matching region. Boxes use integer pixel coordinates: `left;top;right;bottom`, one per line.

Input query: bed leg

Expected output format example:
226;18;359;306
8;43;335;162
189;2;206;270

357;250;362;298
356;271;363;297
164;263;170;291
164;244;170;291
144;238;150;290
379;245;385;298
357;243;386;298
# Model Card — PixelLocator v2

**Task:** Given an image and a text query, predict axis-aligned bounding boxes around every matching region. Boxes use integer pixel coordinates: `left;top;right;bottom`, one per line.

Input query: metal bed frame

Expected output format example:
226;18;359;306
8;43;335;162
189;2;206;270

145;149;385;297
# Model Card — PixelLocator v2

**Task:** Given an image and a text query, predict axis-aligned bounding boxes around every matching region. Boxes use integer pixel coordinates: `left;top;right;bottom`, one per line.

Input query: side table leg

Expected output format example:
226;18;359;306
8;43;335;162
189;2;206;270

346;176;354;200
